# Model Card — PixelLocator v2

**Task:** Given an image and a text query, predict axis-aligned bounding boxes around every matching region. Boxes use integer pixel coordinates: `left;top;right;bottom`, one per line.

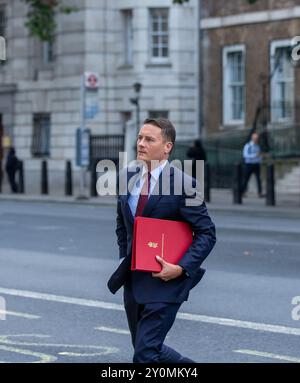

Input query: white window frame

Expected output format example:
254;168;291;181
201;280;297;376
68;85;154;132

270;39;294;123
149;8;169;63
122;9;133;66
223;44;246;126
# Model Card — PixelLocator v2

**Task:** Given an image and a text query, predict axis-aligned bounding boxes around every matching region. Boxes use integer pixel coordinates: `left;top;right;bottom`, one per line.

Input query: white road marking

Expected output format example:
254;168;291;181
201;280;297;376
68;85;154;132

0;310;40;320
0;345;57;363
94;326;169;339
0;334;119;362
0;334;119;352
177;312;300;336
1;286;300;337
58;352;112;357
234;349;300;363
95;326;130;335
0;287;123;311
33;226;66;231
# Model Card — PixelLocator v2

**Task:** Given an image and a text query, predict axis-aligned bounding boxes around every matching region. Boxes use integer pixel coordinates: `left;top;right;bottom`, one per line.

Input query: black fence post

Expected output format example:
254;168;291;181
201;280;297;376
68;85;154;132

18;160;25;193
233;162;243;204
65;160;73;196
266;163;275;206
90;159;97;197
41;160;48;195
204;162;210;203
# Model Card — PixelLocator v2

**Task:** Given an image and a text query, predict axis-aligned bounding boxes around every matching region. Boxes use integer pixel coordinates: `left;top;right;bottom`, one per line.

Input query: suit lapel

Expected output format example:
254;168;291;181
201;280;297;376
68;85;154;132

124;169;140;225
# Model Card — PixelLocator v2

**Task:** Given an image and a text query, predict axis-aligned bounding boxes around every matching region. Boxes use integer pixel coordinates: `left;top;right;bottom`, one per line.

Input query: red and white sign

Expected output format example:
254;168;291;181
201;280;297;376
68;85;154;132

84;72;99;89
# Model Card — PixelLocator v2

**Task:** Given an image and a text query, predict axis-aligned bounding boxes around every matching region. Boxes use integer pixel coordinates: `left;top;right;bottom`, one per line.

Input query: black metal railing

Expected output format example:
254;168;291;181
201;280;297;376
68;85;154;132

89;134;124;169
170;123;300;188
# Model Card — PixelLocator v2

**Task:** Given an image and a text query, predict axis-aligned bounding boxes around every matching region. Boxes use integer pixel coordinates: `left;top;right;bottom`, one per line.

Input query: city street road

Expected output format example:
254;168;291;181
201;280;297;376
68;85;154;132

0;200;299;363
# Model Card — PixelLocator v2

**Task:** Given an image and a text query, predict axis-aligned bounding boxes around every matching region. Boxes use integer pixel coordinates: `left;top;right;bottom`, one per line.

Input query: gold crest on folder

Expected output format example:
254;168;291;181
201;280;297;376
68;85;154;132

147;242;158;248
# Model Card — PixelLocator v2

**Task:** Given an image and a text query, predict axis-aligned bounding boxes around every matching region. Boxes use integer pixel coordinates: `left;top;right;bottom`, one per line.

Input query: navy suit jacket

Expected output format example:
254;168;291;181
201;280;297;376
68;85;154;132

108;162;216;304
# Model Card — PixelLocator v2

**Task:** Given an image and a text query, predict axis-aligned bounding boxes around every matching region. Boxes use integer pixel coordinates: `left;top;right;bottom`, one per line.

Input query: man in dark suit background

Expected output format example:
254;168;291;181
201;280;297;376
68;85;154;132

108;118;216;363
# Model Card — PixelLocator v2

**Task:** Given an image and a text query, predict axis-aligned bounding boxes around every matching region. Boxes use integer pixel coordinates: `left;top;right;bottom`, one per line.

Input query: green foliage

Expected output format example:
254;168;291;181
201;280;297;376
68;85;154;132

23;0;77;42
24;0;257;42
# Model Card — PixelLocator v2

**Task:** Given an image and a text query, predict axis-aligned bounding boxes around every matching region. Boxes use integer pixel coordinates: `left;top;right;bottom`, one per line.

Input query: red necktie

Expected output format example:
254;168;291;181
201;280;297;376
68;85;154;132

135;172;151;217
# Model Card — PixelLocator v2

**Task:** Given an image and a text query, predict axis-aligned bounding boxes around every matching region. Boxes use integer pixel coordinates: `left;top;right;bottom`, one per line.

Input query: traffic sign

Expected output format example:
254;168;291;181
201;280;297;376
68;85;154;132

85;72;99;89
76;128;90;167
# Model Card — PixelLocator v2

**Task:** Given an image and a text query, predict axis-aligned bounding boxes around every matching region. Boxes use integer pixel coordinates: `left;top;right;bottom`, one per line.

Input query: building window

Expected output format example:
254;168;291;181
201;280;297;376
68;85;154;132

223;45;245;125
0;5;6;66
122;10;133;65
31;114;51;157
270;40;294;123
149;8;169;61
42;40;54;64
0;5;5;37
148;110;169;119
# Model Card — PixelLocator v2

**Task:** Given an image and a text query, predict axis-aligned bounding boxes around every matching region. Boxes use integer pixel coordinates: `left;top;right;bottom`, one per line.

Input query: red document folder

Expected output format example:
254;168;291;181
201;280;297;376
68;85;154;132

131;217;193;272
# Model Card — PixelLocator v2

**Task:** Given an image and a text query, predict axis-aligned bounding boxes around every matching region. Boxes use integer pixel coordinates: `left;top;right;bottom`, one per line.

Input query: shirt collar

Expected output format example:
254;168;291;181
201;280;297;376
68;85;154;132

141;160;168;182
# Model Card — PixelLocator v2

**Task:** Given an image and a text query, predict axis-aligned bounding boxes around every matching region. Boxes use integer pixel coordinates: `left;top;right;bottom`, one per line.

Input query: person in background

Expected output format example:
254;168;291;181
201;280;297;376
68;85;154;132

242;133;264;198
187;139;207;181
5;147;19;193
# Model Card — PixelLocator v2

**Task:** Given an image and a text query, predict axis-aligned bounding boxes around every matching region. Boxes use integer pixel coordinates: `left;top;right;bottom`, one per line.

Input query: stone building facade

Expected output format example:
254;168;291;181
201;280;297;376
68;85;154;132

0;0;200;194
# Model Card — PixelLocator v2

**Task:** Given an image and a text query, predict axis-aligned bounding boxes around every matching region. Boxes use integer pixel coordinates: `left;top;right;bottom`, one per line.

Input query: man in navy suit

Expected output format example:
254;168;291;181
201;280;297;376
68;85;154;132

108;118;216;363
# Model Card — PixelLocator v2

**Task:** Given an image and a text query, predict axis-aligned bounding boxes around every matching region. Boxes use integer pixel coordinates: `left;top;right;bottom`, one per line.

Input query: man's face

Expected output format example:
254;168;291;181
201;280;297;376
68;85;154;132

252;133;259;144
136;124;173;166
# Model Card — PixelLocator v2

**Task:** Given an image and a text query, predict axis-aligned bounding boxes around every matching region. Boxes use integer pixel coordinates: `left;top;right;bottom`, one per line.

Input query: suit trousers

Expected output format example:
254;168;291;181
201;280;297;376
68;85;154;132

242;163;262;195
123;276;195;363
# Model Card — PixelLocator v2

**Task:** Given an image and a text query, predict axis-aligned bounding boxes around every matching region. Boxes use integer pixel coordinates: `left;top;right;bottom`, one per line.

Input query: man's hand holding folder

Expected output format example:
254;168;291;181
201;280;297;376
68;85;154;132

152;255;184;282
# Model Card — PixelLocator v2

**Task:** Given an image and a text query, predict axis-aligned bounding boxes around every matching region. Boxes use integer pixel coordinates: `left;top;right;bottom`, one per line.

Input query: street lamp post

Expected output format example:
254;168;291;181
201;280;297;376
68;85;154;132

130;82;142;136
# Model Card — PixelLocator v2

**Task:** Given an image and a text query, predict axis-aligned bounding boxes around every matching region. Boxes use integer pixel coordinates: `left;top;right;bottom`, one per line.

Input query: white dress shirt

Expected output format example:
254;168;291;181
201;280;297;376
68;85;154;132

128;160;168;217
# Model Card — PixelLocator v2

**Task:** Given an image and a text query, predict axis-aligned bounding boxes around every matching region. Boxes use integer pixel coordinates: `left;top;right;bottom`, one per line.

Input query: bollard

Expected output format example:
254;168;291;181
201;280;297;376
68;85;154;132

266;163;275;206
41;160;48;195
90;159;97;197
65;160;73;196
233;163;243;204
18;160;25;193
204;162;210;203
0;162;2;193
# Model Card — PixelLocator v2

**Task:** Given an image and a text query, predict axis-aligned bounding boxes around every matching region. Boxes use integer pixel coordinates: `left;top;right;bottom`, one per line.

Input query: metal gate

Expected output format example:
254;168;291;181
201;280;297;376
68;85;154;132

89;134;124;168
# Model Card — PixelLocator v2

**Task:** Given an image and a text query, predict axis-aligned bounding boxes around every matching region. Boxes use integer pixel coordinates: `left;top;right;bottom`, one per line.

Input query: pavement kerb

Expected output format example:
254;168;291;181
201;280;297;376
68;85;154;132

1;193;300;217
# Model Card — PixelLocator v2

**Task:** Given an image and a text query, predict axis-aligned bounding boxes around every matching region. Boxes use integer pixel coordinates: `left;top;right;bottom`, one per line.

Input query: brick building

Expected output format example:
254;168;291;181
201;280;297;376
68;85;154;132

200;0;300;158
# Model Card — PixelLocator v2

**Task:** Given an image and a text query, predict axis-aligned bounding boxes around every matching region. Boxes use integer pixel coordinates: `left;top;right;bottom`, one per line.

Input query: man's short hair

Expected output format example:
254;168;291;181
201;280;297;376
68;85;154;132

143;117;176;146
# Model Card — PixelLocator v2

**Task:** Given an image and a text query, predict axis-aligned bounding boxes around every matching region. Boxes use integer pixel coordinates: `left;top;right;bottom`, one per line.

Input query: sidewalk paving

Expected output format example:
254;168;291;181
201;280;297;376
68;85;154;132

1;188;299;215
